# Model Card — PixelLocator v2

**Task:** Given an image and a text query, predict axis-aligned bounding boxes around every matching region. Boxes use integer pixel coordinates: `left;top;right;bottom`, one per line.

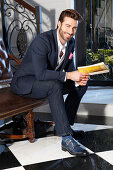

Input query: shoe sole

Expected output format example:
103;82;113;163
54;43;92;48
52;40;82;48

62;146;89;157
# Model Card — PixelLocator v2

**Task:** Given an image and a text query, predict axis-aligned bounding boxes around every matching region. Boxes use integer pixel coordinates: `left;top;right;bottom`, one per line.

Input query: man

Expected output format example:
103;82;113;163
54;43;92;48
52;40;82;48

11;9;89;156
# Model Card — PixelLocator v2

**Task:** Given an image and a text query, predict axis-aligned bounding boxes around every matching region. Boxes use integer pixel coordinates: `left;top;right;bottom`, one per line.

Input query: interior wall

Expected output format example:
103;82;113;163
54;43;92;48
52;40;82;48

26;0;74;32
0;0;74;36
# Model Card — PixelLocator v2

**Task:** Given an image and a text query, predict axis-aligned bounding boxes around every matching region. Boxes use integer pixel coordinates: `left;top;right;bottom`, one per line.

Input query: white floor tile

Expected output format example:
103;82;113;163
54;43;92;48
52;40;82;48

71;123;113;132
8;135;93;166
7;123;113;168
4;166;25;170
96;150;113;165
8;136;74;166
8;123;112;166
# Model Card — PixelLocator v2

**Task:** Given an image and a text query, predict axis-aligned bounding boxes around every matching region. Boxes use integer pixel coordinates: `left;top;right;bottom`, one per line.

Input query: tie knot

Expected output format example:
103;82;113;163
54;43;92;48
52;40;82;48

59;50;63;58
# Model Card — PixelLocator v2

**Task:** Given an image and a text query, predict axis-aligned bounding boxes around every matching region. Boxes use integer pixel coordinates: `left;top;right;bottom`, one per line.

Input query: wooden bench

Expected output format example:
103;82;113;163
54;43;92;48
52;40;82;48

0;37;48;143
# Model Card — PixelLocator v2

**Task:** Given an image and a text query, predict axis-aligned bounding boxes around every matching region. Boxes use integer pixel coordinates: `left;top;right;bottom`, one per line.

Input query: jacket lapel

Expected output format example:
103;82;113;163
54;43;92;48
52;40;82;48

52;29;58;69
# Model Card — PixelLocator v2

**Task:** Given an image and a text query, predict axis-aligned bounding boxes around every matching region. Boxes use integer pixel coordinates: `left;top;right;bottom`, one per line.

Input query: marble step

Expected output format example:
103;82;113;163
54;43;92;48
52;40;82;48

78;86;113;117
34;86;113;118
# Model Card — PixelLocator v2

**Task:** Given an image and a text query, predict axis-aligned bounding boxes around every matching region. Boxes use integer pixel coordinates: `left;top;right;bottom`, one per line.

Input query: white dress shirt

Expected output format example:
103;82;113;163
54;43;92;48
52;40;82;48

55;33;67;71
56;32;79;86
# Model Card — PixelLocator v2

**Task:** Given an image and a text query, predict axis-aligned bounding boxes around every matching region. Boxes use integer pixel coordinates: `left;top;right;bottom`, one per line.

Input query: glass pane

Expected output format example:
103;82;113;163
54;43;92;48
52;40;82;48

86;0;113;81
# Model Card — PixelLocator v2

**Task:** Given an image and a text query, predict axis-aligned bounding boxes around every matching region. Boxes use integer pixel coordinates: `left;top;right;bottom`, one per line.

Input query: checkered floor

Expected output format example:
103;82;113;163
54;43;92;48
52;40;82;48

1;115;113;170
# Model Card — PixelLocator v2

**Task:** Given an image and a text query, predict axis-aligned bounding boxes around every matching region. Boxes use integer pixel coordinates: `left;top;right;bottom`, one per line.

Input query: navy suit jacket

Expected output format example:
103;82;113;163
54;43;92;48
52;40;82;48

11;29;75;95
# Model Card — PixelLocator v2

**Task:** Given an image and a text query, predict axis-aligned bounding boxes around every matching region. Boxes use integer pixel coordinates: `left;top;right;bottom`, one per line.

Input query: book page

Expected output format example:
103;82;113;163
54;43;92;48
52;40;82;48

78;62;109;75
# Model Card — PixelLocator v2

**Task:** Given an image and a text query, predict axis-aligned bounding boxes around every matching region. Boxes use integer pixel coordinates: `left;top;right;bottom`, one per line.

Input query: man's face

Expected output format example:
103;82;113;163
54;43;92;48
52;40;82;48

57;17;78;45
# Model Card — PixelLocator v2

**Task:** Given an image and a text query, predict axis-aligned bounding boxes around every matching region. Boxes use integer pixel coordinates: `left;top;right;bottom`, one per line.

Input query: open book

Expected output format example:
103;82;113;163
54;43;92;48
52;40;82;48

78;62;109;75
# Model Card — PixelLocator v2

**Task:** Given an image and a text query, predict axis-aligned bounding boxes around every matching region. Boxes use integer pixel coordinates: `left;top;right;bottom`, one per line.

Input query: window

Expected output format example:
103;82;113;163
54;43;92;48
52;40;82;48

85;0;113;84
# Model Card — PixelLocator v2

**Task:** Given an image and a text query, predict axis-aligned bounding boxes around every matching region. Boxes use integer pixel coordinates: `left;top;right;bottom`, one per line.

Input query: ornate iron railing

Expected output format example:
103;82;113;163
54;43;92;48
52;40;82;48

1;0;41;60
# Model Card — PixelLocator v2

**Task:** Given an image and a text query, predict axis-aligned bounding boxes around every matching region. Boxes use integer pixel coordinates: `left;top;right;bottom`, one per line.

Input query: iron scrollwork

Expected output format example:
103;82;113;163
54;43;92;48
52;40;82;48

2;0;39;59
17;28;27;57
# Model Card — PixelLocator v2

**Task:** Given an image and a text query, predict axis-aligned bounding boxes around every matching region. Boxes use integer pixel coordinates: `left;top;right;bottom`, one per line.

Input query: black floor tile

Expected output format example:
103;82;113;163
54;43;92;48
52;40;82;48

0;144;21;170
24;153;113;170
78;128;113;152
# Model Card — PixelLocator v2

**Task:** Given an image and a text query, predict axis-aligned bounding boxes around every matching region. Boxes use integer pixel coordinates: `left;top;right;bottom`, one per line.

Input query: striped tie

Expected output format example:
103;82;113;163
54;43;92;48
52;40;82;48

59;50;63;58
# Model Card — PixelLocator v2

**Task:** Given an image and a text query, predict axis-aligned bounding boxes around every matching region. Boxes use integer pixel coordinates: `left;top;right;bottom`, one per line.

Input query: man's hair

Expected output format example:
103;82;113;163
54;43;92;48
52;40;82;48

58;9;83;23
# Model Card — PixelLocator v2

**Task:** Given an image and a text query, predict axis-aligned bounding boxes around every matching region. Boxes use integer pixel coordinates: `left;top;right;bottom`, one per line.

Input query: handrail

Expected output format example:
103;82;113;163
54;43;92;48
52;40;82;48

14;0;36;14
8;54;21;65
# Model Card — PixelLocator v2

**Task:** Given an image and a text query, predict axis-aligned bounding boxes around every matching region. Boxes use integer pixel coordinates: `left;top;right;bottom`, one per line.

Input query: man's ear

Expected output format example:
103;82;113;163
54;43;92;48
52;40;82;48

57;21;61;28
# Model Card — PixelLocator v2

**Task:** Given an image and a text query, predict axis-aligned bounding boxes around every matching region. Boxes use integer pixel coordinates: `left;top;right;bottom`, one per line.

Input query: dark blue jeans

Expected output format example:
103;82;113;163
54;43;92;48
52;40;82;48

26;79;88;136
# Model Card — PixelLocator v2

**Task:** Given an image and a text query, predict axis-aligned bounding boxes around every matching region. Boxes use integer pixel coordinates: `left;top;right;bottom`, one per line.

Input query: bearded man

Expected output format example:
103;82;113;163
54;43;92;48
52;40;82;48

11;9;89;156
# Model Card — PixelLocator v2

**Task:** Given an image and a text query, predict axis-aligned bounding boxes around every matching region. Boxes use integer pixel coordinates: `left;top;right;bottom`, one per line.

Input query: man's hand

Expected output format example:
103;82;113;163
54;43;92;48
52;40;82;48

66;70;89;86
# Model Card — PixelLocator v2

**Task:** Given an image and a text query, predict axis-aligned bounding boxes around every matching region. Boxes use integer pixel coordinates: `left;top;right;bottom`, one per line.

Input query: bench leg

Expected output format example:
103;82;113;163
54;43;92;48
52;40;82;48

26;110;36;143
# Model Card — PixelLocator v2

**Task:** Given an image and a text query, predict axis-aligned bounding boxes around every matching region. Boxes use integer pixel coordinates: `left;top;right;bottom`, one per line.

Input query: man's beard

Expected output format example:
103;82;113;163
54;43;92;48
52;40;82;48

59;27;72;42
